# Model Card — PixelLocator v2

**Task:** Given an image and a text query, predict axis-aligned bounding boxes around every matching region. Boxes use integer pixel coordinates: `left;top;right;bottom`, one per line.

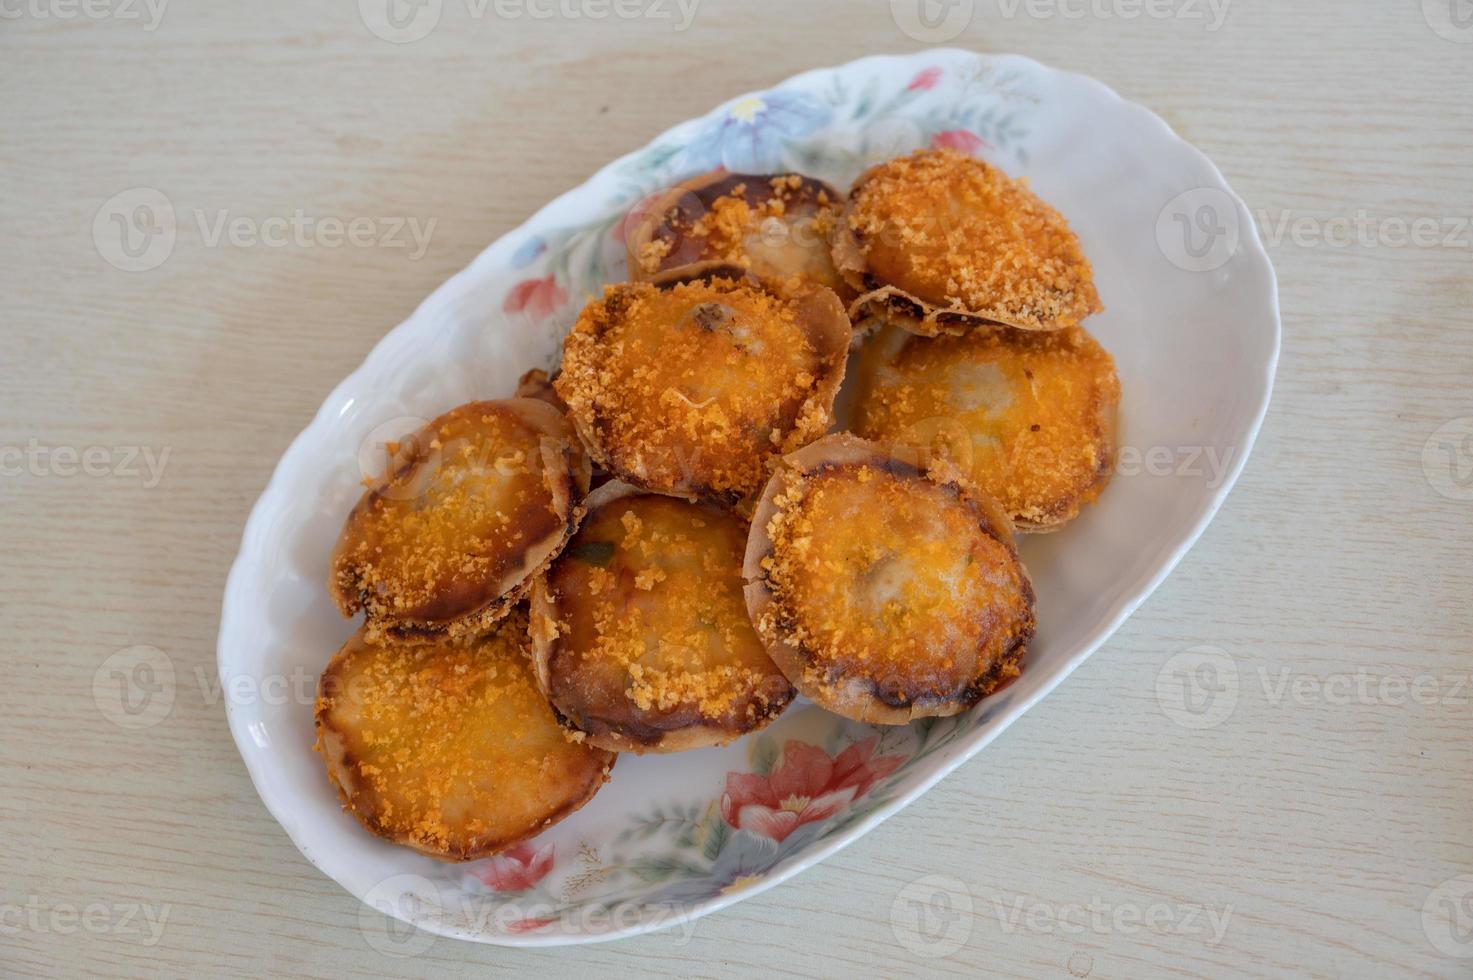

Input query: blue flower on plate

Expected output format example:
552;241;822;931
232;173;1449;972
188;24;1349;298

684;90;832;173
510;235;548;269
647;823;828;908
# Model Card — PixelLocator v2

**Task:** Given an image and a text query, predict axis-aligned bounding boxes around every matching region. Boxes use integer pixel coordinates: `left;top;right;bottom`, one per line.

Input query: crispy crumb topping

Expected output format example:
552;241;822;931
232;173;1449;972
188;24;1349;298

330;401;579;633
846;149;1102;330
853;322;1119;529
555;278;849;501
543;493;792;745
314;610;614;859
758;462;1031;708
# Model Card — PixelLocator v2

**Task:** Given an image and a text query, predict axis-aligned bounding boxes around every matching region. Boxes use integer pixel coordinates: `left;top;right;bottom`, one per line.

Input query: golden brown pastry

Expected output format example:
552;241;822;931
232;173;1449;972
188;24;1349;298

626;171;853;301
744;434;1035;724
851;320;1119;530
531;482;794;753
832;148;1102;336
329;399;589;639
555;275;851;505
314;610;615;861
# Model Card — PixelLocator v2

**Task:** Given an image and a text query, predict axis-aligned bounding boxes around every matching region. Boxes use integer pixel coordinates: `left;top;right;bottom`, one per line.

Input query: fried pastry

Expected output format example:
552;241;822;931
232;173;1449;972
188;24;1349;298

330;399;590;639
851;320;1119;531
832;148;1102;336
555;275;851;504
314;610;615;861
531;482;794;753
744;433;1035;724
627;171;853;301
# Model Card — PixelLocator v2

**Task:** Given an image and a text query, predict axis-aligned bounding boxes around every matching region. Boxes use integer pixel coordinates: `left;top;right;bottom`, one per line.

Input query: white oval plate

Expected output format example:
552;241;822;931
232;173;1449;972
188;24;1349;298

218;49;1279;947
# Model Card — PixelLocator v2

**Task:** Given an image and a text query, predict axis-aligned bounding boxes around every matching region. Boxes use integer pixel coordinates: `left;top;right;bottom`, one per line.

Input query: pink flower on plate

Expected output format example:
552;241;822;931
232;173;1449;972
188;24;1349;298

503;274;567;321
505;916;558;934
930;129;990;156
720;738;906;843
907;66;943;92
472;842;554;892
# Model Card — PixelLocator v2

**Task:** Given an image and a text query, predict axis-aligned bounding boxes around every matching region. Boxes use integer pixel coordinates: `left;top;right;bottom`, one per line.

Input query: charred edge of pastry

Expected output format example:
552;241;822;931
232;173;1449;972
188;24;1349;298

849;282;1022;338
544;687;794;754
650;262;754;290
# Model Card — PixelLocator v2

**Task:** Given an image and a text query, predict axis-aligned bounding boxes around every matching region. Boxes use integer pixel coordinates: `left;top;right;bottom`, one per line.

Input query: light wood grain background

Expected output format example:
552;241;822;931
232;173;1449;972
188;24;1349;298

3;0;1471;976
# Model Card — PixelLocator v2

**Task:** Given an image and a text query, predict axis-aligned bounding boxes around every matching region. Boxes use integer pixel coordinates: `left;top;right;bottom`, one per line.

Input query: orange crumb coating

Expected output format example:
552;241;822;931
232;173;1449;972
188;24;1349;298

837;149;1102;334
329;399;588;639
852;322;1120;530
532;488;793;752
629;172;852;300
747;438;1034;723
555;277;851;503
313;610;615;861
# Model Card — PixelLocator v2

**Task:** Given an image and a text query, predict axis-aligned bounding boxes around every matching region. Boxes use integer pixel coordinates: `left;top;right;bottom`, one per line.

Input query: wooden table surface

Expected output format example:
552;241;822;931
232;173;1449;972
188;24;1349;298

4;0;1471;976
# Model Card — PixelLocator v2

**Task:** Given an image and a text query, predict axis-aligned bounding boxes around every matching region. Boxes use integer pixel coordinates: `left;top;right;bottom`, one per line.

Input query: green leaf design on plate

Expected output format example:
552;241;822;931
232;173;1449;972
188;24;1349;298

628;855;708;883
749;734;779;776
700;808;729;862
